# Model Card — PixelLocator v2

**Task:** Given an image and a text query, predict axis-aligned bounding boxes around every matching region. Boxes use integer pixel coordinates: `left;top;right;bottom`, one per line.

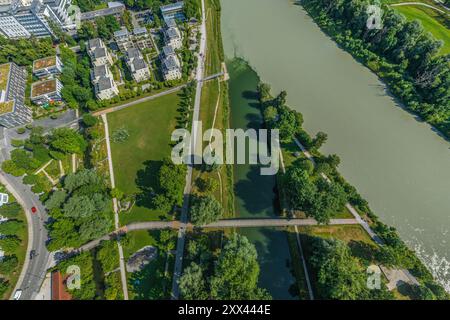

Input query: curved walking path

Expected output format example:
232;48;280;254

391;2;450;15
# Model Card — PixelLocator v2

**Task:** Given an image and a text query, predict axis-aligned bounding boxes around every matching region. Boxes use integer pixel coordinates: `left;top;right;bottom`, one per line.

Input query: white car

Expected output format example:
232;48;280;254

13;289;22;300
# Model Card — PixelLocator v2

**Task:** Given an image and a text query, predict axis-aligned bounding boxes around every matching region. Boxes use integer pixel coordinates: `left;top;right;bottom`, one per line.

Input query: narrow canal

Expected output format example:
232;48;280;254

228;58;297;299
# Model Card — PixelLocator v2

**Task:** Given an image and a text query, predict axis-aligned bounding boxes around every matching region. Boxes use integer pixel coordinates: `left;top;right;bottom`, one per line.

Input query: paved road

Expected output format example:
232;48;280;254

0;172;49;300
171;0;208;300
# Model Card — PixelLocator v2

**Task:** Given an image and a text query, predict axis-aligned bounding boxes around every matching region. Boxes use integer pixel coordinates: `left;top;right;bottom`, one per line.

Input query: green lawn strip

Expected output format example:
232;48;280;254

0;185;28;300
205;0;223;76
107;92;181;225
394;5;450;55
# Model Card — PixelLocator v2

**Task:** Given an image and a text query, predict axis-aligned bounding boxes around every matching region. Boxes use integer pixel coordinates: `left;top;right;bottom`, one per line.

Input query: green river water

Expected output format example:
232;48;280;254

221;0;450;292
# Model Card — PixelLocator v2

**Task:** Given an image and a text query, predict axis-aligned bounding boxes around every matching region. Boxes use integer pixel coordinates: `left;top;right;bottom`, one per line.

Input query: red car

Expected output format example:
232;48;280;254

31;207;37;214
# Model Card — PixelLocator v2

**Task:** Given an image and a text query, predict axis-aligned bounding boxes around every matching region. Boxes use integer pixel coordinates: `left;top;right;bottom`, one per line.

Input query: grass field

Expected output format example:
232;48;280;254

392;4;450;55
107;92;181;225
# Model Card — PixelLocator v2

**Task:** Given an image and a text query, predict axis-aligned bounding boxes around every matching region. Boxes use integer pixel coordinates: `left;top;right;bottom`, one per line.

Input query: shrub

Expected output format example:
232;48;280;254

23;174;39;185
16;128;26;134
112;127;130;143
11;139;25;148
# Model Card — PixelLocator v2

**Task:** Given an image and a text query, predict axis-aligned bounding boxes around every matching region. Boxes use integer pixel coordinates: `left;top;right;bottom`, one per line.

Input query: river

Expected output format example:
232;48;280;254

221;0;450;291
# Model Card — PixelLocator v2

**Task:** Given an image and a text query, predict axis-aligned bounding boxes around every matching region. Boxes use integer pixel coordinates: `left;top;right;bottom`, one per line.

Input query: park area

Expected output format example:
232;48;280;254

394;5;450;54
107;92;181;225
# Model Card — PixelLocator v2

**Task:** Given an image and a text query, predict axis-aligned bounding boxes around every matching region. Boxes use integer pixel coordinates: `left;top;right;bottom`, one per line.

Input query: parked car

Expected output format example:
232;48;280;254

13;289;22;300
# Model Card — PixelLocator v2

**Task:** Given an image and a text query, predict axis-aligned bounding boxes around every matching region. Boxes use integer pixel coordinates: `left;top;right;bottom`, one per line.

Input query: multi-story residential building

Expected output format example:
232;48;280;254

162;44;176;59
30;78;63;105
125;47;150;83
164;26;182;49
80;1;124;22
0;0;76;39
114;27;133;53
162;54;182;81
160;1;185;23
133;27;152;50
93;76;118;100
32;55;63;79
90;64;118;100
88;38;114;67
0;62;32;128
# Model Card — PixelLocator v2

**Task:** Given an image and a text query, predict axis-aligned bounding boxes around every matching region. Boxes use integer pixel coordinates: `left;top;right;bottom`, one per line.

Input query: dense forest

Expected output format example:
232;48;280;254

304;0;450;138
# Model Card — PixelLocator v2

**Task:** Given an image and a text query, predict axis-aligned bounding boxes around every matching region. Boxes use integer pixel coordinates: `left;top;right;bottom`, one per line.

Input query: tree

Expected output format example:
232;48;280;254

190;195;223;225
263;106;278;127
45;190;68;210
210;234;271;300
282;167;317;211
49;128;87;155
179;262;208;299
82;114;98;127
310;178;347;224
312;131;328;149
0;255;18;273
153;158;187;209
0;203;22;218
0;236;21;254
0;278;9;297
196;177;218;193
310;238;369;300
0;220;23;236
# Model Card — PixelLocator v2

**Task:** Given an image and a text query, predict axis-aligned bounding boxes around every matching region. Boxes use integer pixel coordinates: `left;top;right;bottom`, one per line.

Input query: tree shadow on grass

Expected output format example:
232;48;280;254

348;240;377;263
135;160;162;210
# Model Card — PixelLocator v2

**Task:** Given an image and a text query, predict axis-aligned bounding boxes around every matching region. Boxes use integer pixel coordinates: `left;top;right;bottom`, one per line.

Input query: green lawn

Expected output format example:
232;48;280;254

394;5;450;55
107;92;181;225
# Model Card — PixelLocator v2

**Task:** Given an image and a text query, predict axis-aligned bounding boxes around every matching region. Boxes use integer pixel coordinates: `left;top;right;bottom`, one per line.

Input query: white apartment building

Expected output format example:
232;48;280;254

88;38;114;67
125;47;150;83
91;64;118;101
32;55;63;78
0;0;76;39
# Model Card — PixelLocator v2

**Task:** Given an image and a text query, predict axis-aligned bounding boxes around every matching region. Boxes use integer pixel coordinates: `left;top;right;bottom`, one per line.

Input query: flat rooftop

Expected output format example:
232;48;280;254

31;79;57;97
33;56;57;71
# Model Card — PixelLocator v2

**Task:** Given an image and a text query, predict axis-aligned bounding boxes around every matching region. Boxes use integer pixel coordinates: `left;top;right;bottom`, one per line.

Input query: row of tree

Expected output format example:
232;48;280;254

304;0;450;137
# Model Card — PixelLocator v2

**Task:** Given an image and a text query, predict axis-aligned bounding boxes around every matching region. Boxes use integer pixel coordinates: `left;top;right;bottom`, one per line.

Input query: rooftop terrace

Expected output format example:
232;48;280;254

33;56;57;71
31;79;57;97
